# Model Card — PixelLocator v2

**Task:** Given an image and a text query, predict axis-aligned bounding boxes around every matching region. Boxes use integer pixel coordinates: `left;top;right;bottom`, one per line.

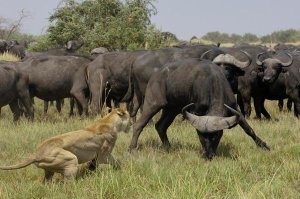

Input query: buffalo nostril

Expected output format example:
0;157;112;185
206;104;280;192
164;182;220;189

263;77;272;82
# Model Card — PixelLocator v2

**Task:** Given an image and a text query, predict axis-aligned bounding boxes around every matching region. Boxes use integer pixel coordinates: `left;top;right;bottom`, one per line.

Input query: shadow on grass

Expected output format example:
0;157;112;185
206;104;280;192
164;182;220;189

138;139;238;160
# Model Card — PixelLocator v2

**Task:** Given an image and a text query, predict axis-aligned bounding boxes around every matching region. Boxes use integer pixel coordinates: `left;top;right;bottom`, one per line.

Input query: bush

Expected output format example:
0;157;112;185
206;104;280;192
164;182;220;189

41;0;162;53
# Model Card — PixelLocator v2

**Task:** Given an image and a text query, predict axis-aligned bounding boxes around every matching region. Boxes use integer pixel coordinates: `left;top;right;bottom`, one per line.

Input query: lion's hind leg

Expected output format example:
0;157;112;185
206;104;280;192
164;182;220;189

37;149;79;181
43;170;54;183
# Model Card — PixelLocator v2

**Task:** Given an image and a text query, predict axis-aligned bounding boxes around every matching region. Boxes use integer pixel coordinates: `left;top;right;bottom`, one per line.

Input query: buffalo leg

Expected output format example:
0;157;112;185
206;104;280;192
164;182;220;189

129;104;164;152
254;97;271;120
197;131;223;160
238;117;270;150
253;97;262;119
9;99;21;121
126;100;136;123
44;101;49;114
241;93;251;118
287;98;293;112
288;89;300;117
69;98;75;116
155;108;178;148
89;79;102;115
55;100;62;113
129;89;143;118
75;99;83;115
17;94;34;121
113;99;120;108
278;100;284;112
260;98;271;120
71;90;88;116
237;93;245;116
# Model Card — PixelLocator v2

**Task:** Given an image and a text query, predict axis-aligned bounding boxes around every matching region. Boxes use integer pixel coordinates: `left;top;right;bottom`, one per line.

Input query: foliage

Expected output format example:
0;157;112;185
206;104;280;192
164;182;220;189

200;29;300;44
261;29;300;43
45;0;162;53
27;35;54;52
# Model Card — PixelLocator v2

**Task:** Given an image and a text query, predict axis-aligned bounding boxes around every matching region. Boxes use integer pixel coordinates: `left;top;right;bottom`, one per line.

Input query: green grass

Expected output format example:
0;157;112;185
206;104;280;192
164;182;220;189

0;100;299;199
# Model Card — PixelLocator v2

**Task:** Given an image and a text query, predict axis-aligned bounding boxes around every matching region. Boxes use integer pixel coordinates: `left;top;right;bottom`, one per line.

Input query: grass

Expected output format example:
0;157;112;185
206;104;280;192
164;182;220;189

0;52;20;61
0;99;299;199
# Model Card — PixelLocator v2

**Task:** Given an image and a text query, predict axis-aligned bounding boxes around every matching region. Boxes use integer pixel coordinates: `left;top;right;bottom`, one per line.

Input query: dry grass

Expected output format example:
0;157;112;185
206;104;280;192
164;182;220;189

0;52;20;62
0;99;299;198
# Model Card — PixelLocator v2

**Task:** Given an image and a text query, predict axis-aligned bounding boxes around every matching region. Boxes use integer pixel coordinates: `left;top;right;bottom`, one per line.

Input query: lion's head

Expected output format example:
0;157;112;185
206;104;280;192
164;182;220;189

109;108;131;133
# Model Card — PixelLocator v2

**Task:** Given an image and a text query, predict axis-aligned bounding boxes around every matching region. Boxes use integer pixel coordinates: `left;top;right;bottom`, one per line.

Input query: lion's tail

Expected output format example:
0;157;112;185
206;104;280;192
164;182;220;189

0;155;36;170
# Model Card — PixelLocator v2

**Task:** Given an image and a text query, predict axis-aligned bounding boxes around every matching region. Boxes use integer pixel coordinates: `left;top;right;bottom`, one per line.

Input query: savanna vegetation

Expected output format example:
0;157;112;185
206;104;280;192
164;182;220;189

0;1;300;198
0;100;299;199
197;29;300;44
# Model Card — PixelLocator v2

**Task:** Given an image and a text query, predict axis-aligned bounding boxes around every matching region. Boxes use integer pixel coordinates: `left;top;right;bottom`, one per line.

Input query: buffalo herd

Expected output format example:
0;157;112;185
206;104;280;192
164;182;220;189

1;40;300;159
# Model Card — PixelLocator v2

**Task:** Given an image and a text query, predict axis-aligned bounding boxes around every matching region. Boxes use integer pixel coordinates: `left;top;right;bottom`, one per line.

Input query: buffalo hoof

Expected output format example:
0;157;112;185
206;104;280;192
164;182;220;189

257;140;271;151
162;143;171;152
202;152;215;160
128;146;137;154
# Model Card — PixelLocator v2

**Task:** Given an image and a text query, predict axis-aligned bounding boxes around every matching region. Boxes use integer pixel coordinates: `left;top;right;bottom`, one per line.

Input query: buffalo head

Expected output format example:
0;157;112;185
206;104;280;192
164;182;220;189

256;52;293;83
210;50;251;92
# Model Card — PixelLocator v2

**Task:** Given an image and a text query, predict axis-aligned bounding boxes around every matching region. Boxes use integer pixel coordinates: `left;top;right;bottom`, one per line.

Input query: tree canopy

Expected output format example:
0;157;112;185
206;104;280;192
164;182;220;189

44;0;171;52
200;29;300;44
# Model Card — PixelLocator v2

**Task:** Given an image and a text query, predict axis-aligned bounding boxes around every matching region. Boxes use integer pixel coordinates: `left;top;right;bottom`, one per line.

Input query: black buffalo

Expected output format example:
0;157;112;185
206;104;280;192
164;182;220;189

0;61;34;121
219;45;278;119
256;50;300;116
86;50;147;114
0;40;8;54
19;55;90;115
23;40;84;60
122;45;224;117
128;59;269;159
8;44;26;59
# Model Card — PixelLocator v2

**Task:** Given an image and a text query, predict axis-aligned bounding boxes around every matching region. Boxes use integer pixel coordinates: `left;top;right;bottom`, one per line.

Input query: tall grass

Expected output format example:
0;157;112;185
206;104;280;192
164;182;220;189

0;99;299;198
0;52;20;62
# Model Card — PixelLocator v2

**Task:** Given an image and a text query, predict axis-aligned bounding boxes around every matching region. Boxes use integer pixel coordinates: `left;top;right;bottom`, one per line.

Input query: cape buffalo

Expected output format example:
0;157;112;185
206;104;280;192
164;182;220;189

122;45;223;118
86;50;147;115
0;61;34;121
8;45;26;59
219;45;277;119
256;50;300;116
129;59;270;159
19;55;90;116
0;40;8;54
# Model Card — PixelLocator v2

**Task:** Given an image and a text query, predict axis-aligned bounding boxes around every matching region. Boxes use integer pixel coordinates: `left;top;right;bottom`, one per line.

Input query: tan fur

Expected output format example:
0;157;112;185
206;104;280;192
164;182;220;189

0;108;130;182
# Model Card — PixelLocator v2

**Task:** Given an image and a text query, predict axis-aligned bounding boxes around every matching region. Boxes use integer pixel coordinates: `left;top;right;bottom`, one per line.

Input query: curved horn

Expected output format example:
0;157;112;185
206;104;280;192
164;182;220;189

213;50;251;69
182;103;241;133
280;53;293;67
200;50;212;60
256;52;267;66
239;50;252;68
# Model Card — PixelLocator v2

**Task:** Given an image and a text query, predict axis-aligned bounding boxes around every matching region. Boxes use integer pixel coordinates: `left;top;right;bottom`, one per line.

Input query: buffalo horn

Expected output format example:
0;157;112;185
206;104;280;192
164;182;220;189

256;52;268;66
182;103;241;133
280;53;293;67
200;50;212;60
213;50;251;68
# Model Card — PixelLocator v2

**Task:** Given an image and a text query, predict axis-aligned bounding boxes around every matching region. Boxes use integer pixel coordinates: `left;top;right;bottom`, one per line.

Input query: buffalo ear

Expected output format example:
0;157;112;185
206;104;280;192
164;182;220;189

281;68;288;73
231;67;245;76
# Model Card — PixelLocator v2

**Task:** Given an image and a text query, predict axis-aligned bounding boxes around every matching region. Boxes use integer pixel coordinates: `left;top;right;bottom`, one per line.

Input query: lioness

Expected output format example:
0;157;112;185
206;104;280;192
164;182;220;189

0;108;130;182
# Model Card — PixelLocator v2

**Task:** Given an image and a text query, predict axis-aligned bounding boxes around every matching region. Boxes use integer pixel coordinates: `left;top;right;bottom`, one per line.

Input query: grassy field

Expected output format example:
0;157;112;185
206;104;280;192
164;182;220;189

0;99;299;199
